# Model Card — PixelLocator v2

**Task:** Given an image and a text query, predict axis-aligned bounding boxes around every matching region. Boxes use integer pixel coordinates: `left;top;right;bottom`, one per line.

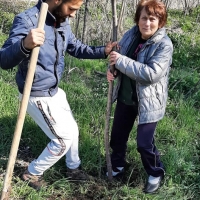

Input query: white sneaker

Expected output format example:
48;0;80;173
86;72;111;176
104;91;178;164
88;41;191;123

106;167;124;177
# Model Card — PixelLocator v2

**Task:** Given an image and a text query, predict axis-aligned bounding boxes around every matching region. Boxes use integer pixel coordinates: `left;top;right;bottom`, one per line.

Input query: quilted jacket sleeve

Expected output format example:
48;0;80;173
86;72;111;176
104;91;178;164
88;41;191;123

115;32;173;85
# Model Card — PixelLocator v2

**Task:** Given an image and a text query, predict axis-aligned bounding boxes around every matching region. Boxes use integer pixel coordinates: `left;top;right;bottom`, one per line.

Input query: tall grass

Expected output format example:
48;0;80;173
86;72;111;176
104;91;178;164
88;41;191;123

0;60;200;199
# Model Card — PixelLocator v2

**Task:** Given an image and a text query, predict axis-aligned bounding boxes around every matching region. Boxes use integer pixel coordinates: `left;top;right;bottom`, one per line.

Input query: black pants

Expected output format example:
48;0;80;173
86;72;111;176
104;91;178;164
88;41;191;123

110;100;165;177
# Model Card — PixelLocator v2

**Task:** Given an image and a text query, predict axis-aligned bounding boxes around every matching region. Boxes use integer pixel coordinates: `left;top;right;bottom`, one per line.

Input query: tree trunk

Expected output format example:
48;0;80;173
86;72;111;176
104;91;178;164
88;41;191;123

118;0;126;36
162;0;172;10
82;0;89;44
75;9;81;38
104;0;118;182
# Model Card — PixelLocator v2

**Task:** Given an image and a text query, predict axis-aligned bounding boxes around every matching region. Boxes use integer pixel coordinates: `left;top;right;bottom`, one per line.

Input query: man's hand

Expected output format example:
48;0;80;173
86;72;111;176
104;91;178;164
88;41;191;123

104;41;118;56
23;28;45;50
109;51;121;66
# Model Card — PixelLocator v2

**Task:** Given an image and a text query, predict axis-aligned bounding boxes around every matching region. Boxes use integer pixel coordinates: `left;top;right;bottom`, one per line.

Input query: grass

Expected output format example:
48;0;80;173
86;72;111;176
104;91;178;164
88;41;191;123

0;6;200;200
0;63;200;199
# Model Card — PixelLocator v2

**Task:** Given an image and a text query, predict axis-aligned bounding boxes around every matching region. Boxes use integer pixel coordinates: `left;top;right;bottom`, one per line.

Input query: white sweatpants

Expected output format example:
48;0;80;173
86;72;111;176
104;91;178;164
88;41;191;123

19;88;81;175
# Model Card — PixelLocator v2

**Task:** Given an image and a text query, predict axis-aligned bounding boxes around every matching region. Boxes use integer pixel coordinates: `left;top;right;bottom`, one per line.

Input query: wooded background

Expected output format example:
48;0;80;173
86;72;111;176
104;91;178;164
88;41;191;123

0;0;199;45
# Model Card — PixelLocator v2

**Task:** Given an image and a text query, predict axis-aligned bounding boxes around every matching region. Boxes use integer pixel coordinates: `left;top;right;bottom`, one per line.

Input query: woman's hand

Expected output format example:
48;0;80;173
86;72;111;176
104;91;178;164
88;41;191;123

109;51;121;66
107;69;117;82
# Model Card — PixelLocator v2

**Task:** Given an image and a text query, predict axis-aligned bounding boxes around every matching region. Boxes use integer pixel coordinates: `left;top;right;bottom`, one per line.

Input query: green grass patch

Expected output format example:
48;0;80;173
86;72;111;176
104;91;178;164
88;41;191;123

0;67;200;199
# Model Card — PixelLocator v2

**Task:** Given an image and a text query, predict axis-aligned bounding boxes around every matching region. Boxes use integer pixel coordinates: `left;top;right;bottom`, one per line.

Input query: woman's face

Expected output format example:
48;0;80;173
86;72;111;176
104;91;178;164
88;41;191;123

138;8;159;40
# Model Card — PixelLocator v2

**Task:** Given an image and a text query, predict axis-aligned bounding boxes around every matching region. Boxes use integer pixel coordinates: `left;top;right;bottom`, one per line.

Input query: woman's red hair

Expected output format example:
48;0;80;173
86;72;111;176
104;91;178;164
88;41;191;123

134;0;167;28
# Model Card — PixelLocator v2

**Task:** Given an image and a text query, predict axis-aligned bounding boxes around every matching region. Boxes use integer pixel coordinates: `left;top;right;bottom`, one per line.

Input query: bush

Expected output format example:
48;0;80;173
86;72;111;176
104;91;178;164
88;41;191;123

0;0;35;34
0;33;8;46
0;11;15;34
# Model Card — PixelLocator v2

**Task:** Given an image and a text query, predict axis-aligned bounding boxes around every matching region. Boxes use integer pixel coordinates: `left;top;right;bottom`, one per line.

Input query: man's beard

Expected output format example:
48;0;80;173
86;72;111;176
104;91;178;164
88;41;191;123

53;4;68;24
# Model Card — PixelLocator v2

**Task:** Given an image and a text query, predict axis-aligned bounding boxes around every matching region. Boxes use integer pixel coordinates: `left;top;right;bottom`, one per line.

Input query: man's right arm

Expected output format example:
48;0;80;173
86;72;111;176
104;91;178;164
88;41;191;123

0;15;31;69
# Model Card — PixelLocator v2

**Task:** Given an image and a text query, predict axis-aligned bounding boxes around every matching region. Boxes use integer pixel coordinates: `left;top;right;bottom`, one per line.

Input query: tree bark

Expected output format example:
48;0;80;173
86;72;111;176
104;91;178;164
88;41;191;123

118;0;126;36
82;0;89;44
104;0;118;182
75;9;81;38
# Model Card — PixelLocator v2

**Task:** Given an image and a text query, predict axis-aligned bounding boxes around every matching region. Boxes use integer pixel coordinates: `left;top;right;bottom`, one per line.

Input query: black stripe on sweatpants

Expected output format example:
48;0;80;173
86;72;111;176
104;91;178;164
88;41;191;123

36;100;66;156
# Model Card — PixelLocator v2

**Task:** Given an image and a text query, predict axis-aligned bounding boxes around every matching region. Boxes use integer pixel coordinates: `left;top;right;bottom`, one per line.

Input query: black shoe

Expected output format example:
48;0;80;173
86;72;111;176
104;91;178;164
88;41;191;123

143;175;164;194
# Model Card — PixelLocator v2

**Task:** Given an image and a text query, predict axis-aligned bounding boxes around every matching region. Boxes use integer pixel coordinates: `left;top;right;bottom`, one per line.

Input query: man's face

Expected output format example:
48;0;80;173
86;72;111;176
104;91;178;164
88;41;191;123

53;0;83;23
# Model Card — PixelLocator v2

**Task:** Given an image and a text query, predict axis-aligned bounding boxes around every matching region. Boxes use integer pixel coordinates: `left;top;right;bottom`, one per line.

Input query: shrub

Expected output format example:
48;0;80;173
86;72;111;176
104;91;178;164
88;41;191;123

0;11;15;34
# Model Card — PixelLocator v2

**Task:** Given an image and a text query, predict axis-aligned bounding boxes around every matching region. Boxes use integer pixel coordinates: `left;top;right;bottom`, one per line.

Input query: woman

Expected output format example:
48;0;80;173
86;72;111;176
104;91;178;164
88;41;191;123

107;0;173;193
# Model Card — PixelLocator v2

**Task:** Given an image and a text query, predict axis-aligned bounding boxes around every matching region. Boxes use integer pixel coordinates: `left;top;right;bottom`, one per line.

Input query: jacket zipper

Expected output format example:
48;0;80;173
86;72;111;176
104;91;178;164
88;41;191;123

49;27;59;96
124;32;140;55
135;36;149;121
136;39;152;121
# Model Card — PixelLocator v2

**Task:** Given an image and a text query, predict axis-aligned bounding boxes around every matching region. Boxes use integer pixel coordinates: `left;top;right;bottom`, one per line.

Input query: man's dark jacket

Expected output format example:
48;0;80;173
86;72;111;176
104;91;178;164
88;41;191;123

0;0;106;97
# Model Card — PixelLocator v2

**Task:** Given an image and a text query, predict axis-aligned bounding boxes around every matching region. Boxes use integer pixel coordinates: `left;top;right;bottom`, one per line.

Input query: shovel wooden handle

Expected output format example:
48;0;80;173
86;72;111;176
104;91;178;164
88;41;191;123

1;3;48;200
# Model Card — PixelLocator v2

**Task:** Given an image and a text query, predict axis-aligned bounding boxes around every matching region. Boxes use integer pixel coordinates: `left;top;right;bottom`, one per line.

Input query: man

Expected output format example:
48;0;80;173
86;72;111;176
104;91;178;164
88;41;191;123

0;0;116;190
